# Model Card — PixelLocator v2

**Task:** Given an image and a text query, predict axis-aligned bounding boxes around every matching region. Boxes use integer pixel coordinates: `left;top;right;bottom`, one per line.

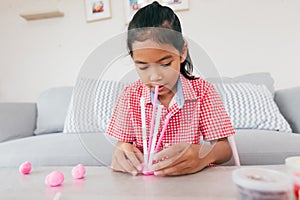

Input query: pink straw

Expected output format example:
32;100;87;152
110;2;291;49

154;113;171;153
148;105;163;168
147;86;159;158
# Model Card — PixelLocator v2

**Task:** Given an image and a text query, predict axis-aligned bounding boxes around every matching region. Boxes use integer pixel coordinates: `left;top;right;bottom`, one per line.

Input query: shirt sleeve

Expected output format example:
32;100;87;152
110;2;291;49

105;86;136;143
199;82;235;141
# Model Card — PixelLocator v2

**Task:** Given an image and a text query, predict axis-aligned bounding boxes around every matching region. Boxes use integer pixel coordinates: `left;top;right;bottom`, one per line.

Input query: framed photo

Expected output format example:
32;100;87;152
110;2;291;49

159;0;189;11
85;0;111;22
124;0;149;24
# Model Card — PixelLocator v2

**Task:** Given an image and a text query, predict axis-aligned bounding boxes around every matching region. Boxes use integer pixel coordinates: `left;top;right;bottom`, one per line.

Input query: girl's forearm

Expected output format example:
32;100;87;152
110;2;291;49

202;138;233;165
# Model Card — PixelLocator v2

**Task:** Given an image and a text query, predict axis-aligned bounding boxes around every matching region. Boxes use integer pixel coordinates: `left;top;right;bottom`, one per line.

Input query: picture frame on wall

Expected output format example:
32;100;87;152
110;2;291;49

124;0;149;24
159;0;189;11
85;0;112;22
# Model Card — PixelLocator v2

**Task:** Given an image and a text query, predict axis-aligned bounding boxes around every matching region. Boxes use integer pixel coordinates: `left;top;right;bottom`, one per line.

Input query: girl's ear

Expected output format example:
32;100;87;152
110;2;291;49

180;42;188;63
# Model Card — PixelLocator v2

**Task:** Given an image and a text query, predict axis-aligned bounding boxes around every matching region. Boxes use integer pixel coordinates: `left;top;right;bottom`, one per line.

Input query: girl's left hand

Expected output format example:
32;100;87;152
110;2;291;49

151;143;212;176
151;138;232;176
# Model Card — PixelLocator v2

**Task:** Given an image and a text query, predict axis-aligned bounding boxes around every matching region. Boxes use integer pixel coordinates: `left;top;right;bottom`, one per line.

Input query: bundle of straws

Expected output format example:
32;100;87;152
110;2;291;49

140;86;171;174
140;86;241;173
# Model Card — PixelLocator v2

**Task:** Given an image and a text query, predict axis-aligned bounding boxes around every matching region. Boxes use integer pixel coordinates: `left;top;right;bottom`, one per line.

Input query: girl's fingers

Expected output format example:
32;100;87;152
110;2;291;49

112;143;137;175
152;150;186;171
123;149;143;172
111;159;125;172
152;143;203;174
154;161;190;176
153;143;190;163
111;151;127;172
117;152;137;175
133;147;144;164
121;143;144;173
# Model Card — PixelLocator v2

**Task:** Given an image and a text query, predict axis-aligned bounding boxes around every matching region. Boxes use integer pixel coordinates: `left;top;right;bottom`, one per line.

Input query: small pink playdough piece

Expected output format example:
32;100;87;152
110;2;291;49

19;161;32;174
45;171;64;187
72;164;86;179
142;163;154;176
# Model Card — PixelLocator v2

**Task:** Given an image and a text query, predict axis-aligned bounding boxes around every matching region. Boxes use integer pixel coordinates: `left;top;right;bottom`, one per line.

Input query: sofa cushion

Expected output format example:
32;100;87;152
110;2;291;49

34;87;73;135
232;129;300;165
213;82;291;132
275;87;300;133
207;72;275;96
0;103;36;142
63;79;126;133
0;132;116;167
1;130;299;167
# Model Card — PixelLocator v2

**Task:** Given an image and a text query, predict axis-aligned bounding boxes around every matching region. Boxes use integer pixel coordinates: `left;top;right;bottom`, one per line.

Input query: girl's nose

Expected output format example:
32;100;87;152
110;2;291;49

149;70;162;82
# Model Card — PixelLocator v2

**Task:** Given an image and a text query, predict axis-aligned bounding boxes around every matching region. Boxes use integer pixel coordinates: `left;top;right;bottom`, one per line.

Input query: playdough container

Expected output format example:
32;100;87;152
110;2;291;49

286;156;300;175
232;168;291;200
293;173;300;199
285;157;300;199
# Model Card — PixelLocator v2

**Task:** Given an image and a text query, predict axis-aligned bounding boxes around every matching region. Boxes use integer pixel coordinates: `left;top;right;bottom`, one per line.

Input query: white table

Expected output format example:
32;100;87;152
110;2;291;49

0;165;287;200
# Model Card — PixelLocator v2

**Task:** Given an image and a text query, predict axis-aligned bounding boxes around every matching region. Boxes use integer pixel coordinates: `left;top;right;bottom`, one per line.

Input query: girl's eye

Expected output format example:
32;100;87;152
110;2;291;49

161;62;172;67
139;66;149;70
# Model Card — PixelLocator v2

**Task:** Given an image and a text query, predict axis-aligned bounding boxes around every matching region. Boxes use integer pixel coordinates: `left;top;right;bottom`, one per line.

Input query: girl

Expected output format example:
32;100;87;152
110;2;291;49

106;1;235;176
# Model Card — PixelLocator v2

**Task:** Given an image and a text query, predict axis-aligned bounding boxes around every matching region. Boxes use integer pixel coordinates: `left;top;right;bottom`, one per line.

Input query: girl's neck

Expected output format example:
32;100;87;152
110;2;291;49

158;87;177;108
159;94;173;108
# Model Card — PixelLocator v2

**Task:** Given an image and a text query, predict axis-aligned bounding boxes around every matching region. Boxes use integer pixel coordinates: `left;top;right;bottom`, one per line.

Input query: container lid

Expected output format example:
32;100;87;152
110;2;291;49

232;168;292;191
285;156;300;169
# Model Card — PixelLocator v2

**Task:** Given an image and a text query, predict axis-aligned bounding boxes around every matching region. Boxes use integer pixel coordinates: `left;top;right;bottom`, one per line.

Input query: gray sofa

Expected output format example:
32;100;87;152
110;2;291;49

0;73;300;167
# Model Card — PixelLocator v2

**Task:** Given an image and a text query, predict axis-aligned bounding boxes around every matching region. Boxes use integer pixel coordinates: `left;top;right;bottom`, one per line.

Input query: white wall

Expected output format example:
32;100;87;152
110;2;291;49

0;0;300;102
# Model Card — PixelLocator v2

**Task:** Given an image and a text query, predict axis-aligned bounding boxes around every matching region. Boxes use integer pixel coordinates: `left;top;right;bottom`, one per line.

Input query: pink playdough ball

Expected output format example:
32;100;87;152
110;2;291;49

19;161;32;174
142;163;154;176
45;171;64;187
72;164;86;179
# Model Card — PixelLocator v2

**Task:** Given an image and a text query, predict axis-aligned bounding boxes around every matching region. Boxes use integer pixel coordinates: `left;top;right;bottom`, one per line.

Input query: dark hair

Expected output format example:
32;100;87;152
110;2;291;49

127;1;196;80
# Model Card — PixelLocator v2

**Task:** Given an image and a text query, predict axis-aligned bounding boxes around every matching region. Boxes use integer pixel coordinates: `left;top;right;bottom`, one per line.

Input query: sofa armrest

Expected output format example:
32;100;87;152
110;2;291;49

0;103;36;142
275;87;300;133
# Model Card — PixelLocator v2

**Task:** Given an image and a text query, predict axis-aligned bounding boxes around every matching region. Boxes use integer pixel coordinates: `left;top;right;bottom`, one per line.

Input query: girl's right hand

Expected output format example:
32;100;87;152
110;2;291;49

111;141;144;176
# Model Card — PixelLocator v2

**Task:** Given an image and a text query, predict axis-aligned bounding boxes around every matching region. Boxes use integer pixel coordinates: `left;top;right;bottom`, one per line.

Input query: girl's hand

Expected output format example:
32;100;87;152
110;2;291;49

151;143;208;176
111;141;144;176
151;138;232;176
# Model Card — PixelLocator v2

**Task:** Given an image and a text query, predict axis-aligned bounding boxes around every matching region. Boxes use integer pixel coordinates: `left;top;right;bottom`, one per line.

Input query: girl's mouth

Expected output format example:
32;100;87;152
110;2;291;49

149;84;167;92
158;85;165;92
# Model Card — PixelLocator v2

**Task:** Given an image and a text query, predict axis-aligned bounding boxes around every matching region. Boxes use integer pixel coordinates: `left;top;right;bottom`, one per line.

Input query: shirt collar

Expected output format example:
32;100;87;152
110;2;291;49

141;83;152;105
141;74;197;106
180;74;197;101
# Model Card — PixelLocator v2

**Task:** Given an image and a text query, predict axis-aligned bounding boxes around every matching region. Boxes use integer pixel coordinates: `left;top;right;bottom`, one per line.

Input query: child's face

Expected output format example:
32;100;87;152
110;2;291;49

132;40;187;98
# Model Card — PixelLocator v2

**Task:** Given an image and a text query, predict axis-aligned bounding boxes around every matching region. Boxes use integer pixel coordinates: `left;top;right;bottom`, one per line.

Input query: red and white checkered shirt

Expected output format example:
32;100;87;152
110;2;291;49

106;74;235;153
